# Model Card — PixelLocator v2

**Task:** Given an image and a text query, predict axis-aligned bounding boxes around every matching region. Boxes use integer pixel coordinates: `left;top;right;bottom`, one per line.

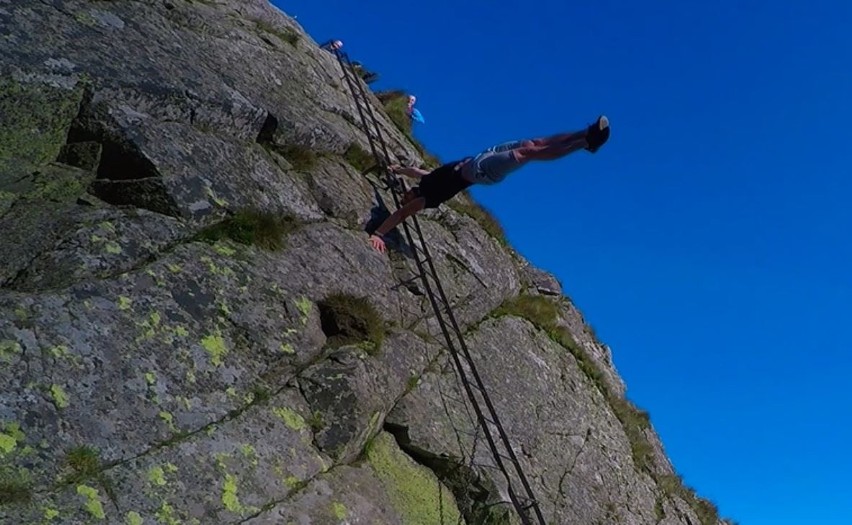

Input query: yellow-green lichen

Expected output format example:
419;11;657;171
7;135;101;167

117;296;132;311
213;243;236;256
279;343;295;355
174;326;189;338
147;466;166;487
0;78;83;165
50;384;69;409
165;463;178;473
43;506;60;520
331;502;347;520
201;333;228;366
156;502;179;525
76;484;106;520
145;372;156;385
366;432;462;525
158;411;176;431
272;407;306;431
104;241;122;255
214;452;230;471
98;221;116;233
0;422;24;456
125;511;143;525
48;345;71;359
166;263;182;273
201;256;236;277
206;186;228;208
74;10;96;26
218;301;231;316
0;340;22;362
284;476;301;489
295;297;312;324
222;473;248;514
136;311;162;341
239;444;258;467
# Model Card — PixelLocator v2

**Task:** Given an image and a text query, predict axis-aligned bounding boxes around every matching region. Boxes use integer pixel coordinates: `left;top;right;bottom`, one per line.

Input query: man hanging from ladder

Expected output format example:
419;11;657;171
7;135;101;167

367;116;611;253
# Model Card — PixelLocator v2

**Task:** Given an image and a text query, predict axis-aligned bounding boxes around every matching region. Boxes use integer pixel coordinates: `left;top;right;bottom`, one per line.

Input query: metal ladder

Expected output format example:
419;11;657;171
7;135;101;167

331;48;546;525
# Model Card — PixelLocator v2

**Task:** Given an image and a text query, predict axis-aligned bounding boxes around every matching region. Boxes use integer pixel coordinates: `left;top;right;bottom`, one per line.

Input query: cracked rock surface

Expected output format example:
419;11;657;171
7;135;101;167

1;1;721;524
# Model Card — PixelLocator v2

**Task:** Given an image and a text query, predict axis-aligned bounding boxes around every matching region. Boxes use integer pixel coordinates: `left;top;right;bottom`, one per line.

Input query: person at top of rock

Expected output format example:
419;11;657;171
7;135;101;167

367;116;611;253
321;39;343;51
406;95;425;124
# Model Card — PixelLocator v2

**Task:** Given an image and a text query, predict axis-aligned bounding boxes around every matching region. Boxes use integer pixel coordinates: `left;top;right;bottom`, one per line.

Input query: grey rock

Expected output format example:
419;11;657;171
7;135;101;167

521;265;564;296
387;316;705;525
0;1;727;524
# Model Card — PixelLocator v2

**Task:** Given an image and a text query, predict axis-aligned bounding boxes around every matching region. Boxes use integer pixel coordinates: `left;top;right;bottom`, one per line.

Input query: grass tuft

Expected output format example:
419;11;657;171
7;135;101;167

343;143;375;173
306;411;325;432
376;91;412;136
374;90;441;169
317;293;385;353
268;144;317;172
656;474;722;525
0;468;32;506
447;192;507;245
196;209;299;251
254;20;300;46
65;446;101;483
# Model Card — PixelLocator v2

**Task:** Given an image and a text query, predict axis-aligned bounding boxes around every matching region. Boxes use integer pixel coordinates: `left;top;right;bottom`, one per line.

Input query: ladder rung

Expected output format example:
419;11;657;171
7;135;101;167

521;501;539;511
442;394;467;405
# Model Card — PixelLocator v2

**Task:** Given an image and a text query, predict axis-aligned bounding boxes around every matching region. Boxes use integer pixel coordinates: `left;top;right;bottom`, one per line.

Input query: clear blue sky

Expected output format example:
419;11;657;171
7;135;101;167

275;1;852;523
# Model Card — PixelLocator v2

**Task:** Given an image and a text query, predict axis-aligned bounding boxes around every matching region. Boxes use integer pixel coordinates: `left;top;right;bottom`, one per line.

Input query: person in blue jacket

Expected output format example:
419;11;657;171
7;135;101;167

406;95;425;124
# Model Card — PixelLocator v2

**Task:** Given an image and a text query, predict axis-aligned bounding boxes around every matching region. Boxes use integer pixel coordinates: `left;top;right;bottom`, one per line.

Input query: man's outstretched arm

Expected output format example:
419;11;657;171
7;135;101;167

369;196;426;253
389;164;430;179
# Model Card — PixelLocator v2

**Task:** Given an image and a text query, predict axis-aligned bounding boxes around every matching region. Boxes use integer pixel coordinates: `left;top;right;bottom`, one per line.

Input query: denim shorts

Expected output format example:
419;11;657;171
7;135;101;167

466;140;526;185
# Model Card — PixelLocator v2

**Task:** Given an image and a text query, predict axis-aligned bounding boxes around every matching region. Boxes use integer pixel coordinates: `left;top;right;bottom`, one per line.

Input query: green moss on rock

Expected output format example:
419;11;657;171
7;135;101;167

0;78;83;166
343;143;374;173
76;484;105;519
0;466;32;506
196;209;299;251
317;293;385;353
366;432;462;525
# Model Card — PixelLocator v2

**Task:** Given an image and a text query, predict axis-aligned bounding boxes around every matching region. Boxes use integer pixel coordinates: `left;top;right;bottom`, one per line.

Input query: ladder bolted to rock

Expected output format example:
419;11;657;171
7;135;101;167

331;47;547;525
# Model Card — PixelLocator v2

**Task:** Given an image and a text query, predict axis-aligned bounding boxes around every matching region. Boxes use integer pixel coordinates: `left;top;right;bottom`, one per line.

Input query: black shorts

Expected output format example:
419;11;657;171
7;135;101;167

413;161;473;208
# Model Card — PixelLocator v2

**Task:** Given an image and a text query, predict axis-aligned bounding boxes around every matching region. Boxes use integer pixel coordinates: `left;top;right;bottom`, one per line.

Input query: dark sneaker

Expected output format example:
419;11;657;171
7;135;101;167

585;115;610;153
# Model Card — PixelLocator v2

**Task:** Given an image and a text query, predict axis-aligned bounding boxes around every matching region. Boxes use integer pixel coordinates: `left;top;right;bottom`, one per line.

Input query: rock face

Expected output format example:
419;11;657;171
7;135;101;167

0;1;725;524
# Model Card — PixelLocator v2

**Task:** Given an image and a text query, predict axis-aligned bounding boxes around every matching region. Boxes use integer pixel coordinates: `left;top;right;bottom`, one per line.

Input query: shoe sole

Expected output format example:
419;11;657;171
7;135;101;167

598;115;609;130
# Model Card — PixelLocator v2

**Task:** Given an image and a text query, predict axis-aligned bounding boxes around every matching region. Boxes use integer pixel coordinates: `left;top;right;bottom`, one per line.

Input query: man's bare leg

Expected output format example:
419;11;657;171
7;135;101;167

513;140;588;162
528;115;610;151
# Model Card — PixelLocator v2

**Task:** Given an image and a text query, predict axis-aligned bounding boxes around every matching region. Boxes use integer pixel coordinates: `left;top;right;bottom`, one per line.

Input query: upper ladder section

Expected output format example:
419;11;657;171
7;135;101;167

330;47;547;525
